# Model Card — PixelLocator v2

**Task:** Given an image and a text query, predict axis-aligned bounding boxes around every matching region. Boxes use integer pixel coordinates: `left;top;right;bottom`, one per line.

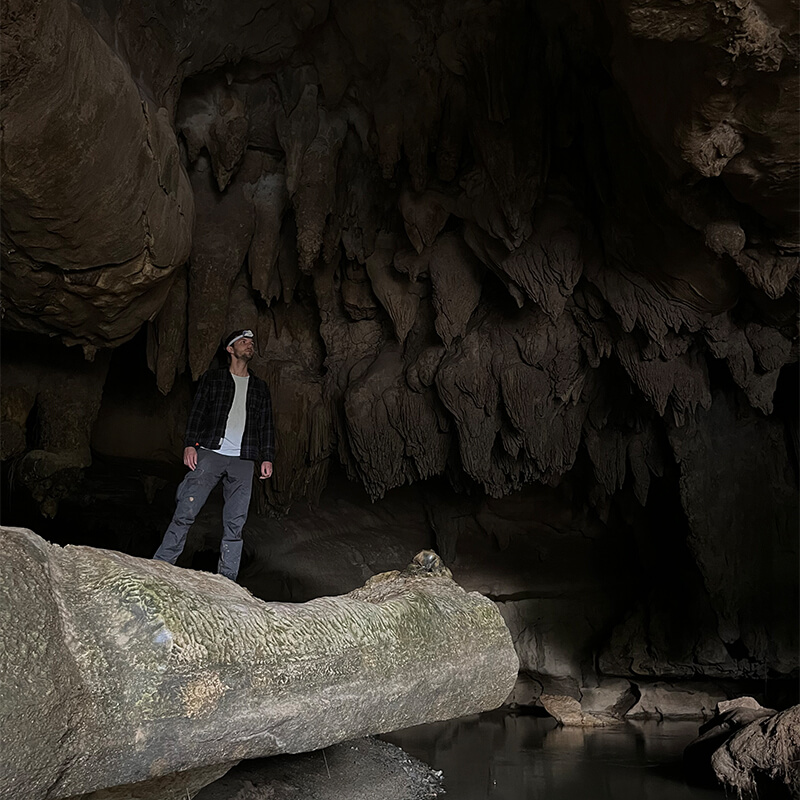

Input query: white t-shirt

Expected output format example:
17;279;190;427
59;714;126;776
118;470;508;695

213;374;249;457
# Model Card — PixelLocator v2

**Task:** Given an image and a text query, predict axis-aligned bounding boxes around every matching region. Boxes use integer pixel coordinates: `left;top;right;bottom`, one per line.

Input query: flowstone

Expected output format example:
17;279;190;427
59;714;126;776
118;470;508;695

0;527;517;800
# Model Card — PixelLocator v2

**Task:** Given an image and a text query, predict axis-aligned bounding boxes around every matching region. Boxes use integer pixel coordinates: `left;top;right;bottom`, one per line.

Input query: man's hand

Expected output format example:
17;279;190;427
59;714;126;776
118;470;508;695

183;446;198;470
259;461;273;480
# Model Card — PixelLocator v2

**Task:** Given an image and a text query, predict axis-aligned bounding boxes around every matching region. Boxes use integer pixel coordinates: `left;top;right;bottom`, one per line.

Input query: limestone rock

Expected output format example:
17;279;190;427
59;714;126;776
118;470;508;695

399;191;451;254
343;345;450;499
276;83;320;197
539;694;611;727
494;195;590;321
293;110;348;271
1;527;517;800
712;705;800;799
248;163;289;304
497;593;616;693
186;152;259;379
1;0;798;704
718;696;772;716
178;78;250;191
579;679;639;719
1;342;111;517
341;260;380;321
1;0;192;348
505;672;543;708
428;233;484;347
684;697;778;789
147;268;189;396
365;244;422;345
605;0;797;231
3;0;798;519
626;682;727;720
62;764;237;800
668;391;799;674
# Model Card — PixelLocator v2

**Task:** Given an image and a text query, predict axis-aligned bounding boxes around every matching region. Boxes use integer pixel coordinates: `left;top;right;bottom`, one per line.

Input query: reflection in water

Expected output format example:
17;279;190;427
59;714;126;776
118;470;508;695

382;711;726;800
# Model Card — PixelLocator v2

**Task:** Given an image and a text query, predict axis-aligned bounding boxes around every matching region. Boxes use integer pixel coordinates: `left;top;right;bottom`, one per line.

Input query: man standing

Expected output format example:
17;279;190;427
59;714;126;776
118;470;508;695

153;329;274;581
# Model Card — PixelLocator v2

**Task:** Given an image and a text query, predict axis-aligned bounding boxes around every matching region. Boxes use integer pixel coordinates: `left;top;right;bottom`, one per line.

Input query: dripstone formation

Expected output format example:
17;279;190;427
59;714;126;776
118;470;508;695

1;0;797;724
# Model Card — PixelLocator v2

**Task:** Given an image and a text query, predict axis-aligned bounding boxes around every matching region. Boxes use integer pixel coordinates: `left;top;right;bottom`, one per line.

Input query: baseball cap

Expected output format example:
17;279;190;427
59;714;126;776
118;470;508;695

225;329;254;347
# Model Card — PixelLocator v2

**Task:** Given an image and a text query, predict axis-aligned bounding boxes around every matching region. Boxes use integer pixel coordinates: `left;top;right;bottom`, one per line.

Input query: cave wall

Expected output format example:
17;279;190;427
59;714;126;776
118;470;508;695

1;0;797;695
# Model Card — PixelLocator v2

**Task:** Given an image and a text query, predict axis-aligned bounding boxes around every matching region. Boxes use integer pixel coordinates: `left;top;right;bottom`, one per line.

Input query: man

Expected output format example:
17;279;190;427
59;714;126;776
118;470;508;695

153;329;274;581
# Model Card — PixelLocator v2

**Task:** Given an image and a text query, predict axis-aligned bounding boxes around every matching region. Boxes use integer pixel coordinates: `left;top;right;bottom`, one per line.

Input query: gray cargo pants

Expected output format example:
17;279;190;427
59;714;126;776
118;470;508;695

153;448;254;581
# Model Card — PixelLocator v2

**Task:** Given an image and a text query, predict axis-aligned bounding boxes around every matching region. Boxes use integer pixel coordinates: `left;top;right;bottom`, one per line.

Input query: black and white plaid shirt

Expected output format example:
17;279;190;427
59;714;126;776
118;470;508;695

184;368;275;463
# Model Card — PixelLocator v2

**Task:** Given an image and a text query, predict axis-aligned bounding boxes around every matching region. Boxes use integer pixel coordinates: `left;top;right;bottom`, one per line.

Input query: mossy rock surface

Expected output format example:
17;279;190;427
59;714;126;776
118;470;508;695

0;526;517;800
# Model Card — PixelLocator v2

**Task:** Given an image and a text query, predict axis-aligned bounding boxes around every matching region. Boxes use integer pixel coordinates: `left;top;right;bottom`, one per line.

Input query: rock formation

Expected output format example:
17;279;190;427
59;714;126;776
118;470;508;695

711;705;800;799
684;697;777;786
0;527;517;800
1;0;192;350
3;0;796;500
1;0;797;731
685;698;800;798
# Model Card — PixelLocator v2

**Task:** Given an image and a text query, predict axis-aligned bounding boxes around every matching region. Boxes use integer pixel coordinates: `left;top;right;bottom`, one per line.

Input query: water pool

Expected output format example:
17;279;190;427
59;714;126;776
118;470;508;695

382;710;725;800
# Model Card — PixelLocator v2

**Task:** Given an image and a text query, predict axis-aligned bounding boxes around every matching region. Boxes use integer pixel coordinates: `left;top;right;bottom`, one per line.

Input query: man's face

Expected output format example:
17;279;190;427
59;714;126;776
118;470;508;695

229;337;254;361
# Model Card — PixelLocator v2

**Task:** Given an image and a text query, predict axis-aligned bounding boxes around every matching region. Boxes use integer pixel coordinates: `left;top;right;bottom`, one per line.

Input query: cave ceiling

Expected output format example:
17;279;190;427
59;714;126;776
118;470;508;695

1;0;797;518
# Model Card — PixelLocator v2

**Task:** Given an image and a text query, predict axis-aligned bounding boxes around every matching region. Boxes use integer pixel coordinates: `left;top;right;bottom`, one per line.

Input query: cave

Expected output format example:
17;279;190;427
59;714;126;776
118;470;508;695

1;0;798;797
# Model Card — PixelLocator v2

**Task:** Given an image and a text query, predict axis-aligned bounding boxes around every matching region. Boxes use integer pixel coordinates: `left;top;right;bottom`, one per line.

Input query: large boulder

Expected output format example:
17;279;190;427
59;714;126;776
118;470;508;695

711;705;800;799
0;0;192;350
684;696;777;788
0;528;517;800
539;694;612;727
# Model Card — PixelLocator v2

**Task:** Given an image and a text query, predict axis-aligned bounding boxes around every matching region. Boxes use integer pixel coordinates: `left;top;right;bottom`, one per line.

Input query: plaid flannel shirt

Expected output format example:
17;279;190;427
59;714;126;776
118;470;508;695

184;368;275;463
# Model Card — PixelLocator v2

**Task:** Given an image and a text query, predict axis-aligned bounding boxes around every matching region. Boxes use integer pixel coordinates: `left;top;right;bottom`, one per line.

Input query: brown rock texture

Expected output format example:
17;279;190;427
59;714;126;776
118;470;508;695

2;0;796;500
712;705;800;798
1;0;193;350
539;694;613;727
1;0;797;704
